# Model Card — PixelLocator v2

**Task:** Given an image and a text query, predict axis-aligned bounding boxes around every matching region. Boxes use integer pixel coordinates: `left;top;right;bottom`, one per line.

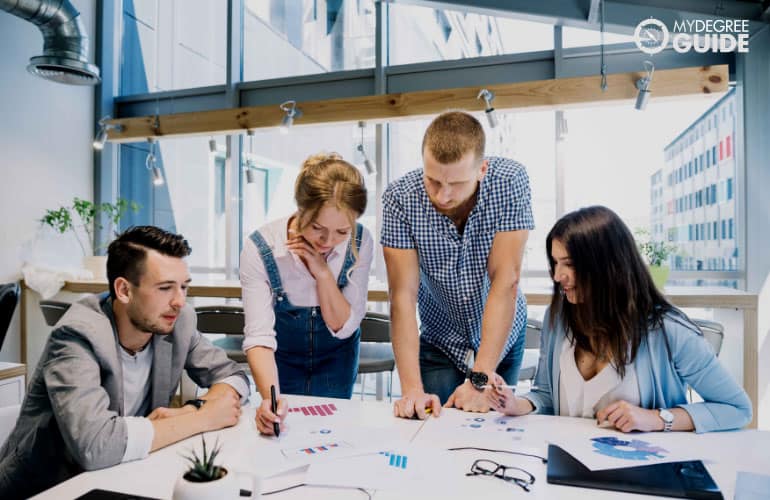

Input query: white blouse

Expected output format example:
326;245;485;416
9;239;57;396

558;338;641;418
240;216;374;353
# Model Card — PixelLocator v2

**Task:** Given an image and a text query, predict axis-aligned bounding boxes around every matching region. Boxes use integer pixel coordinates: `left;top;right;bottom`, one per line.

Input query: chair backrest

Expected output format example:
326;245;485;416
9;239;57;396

360;311;390;343
195;305;245;335
692;318;724;357
525;318;542;349
0;283;20;351
39;300;72;327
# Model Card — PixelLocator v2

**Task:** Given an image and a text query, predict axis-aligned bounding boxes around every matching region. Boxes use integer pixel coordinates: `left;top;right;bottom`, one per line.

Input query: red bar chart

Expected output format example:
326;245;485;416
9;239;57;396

288;403;338;416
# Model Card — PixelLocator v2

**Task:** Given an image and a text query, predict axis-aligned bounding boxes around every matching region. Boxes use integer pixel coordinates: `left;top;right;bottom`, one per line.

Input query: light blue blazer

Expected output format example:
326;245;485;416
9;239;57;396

523;308;752;433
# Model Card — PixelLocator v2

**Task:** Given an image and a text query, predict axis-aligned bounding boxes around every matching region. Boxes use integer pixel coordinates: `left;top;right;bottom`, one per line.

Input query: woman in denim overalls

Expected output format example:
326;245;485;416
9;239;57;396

241;153;373;435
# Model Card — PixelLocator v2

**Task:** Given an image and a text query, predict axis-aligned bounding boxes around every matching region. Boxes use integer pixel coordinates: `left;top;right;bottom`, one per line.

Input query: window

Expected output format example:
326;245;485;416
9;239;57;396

388;3;553;65
727;177;733;200
243;0;375;81
562;26;634;48
719;140;723;161
712;146;717;165
119;135;229;271
722;219;726;239
726;135;732;157
120;0;227;95
729;218;734;239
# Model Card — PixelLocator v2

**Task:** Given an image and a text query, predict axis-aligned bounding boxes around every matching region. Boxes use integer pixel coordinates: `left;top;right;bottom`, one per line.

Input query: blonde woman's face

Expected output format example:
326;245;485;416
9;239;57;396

300;204;353;255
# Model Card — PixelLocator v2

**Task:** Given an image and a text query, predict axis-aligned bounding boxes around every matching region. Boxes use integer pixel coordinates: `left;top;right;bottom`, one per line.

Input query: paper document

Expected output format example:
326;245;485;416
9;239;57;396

549;427;699;471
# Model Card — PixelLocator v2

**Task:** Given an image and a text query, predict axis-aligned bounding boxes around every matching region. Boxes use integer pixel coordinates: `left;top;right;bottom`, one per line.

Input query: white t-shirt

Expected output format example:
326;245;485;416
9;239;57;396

558;339;641;418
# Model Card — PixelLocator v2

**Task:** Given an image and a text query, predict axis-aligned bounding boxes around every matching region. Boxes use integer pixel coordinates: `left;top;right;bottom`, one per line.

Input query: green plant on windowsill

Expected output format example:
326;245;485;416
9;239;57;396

40;197;140;256
634;228;678;289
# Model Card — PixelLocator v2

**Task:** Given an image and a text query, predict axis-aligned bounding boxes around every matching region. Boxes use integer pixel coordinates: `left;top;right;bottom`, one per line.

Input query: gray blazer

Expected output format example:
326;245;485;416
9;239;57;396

0;294;248;499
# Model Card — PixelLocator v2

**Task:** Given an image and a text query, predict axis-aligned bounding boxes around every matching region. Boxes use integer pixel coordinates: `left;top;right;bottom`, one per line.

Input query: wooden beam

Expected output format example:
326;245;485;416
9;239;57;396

106;65;728;143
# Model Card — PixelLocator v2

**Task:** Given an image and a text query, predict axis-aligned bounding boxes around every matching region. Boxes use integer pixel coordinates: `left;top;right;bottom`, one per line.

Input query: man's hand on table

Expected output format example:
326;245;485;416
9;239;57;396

444;379;491;413
393;389;442;419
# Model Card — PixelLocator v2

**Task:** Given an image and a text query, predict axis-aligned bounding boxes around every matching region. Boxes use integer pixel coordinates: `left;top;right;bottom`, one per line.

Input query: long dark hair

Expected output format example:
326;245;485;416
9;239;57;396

546;206;672;377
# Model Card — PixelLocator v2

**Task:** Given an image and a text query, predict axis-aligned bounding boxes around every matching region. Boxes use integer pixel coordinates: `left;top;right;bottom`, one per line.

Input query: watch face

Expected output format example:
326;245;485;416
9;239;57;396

634;18;670;55
659;408;674;422
469;371;488;389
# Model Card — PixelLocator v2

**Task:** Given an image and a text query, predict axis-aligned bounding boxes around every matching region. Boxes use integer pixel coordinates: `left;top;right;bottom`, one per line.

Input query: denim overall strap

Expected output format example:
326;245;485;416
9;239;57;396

336;223;364;289
248;230;286;299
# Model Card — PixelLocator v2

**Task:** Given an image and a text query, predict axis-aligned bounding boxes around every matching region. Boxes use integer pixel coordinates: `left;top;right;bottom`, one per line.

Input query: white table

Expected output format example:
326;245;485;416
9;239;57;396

34;396;770;499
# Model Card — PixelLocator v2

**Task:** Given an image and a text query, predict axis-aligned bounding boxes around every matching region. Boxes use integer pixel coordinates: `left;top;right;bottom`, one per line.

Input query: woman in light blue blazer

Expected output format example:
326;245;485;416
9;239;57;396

489;206;751;433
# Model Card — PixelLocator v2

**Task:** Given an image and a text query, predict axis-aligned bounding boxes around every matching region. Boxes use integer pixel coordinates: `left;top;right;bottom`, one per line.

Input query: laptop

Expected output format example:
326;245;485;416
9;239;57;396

546;444;723;499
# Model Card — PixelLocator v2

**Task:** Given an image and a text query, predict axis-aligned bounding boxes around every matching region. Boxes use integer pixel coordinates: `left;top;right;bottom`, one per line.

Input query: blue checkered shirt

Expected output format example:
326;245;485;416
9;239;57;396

381;157;535;372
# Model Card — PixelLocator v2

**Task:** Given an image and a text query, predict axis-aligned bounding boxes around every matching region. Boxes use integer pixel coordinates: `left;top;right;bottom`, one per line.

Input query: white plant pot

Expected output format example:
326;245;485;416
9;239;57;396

82;255;108;280
172;468;261;500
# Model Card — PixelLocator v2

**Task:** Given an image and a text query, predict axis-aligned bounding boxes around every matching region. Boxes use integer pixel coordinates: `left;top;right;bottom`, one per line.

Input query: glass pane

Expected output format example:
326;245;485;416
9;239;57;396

388;110;555;277
562;26;635;48
241;123;378;277
243;0;376;81
388;4;553;65
118;135;229;272
561;91;737;287
120;0;227;95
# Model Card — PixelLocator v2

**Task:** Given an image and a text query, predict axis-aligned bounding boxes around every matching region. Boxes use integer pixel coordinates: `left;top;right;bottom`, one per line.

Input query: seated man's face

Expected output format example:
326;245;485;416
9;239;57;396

126;250;191;335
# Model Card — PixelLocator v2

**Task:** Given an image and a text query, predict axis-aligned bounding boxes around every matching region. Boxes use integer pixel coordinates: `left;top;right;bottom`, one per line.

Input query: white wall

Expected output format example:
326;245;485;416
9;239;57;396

0;0;95;362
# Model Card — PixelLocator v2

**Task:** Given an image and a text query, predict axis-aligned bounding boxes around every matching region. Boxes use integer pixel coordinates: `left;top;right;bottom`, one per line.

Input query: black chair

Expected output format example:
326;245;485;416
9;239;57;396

518;318;542;383
39;300;72;327
195;305;246;363
0;283;20;351
357;312;395;401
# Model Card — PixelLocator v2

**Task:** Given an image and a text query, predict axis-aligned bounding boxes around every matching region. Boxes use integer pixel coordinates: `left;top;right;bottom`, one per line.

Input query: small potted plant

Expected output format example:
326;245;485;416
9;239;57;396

173;436;260;500
634;228;678;290
40;197;139;278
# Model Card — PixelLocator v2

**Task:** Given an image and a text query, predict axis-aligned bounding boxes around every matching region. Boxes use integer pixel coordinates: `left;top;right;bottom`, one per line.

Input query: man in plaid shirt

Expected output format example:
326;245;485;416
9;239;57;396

381;111;534;418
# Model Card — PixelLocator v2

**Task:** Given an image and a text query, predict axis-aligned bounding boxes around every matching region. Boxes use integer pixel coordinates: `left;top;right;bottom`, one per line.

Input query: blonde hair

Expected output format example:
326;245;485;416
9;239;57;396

294;153;367;253
422;110;485;163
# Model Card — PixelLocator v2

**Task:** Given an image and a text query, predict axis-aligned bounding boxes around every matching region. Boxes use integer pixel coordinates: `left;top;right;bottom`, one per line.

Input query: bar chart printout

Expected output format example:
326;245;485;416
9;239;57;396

288;403;338;416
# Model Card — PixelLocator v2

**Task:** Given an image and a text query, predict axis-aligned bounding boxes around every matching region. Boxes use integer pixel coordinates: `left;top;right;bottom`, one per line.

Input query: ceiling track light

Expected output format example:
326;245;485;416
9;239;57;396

357;121;376;175
245;129;258;183
279;100;302;134
145;138;164;186
635;60;655;111
477;89;498;128
93;115;124;150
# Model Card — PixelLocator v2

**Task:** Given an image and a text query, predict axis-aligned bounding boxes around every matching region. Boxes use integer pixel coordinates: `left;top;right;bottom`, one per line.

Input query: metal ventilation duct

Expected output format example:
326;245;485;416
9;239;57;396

0;0;100;85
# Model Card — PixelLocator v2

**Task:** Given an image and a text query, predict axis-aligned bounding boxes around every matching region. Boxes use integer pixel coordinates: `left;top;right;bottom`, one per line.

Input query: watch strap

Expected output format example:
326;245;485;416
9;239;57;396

184;398;206;409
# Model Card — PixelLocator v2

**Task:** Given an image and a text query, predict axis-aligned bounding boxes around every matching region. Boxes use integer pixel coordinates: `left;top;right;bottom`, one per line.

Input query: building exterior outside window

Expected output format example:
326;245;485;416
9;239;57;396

651;89;738;286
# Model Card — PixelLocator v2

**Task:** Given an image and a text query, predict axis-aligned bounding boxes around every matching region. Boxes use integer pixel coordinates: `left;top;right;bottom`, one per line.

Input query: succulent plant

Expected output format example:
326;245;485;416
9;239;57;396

182;436;226;482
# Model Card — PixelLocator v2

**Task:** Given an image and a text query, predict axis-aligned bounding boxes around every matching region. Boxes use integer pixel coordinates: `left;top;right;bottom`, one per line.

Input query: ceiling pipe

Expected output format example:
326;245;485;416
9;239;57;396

0;0;100;85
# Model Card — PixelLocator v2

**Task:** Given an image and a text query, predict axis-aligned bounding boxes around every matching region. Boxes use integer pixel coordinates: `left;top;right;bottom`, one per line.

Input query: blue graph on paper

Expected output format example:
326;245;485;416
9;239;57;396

379;451;408;469
591;436;669;461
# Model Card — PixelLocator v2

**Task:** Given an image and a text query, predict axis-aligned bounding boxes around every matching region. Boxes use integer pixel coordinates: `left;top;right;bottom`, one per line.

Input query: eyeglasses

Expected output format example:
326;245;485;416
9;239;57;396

466;459;536;492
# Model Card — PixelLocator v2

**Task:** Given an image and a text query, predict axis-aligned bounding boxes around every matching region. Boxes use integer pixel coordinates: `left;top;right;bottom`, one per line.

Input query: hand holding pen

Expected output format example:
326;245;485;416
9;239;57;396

255;386;287;436
486;374;536;416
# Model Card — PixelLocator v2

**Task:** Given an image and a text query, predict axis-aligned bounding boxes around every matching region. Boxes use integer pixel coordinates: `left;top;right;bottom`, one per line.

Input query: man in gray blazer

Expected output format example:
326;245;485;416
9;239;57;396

0;226;250;499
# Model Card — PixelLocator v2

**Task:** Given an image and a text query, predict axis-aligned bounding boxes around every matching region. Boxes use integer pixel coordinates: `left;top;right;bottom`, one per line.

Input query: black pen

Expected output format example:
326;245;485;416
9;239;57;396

270;385;280;437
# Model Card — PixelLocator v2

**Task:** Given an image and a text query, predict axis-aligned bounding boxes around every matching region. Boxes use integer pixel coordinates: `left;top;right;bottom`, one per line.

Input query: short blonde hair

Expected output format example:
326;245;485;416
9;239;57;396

294;152;367;233
422;111;485;164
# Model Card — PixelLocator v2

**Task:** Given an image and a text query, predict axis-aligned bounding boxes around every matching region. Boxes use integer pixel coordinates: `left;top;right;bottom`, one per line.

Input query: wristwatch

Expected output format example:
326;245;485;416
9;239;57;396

466;370;489;391
184;398;206;410
658;408;674;432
